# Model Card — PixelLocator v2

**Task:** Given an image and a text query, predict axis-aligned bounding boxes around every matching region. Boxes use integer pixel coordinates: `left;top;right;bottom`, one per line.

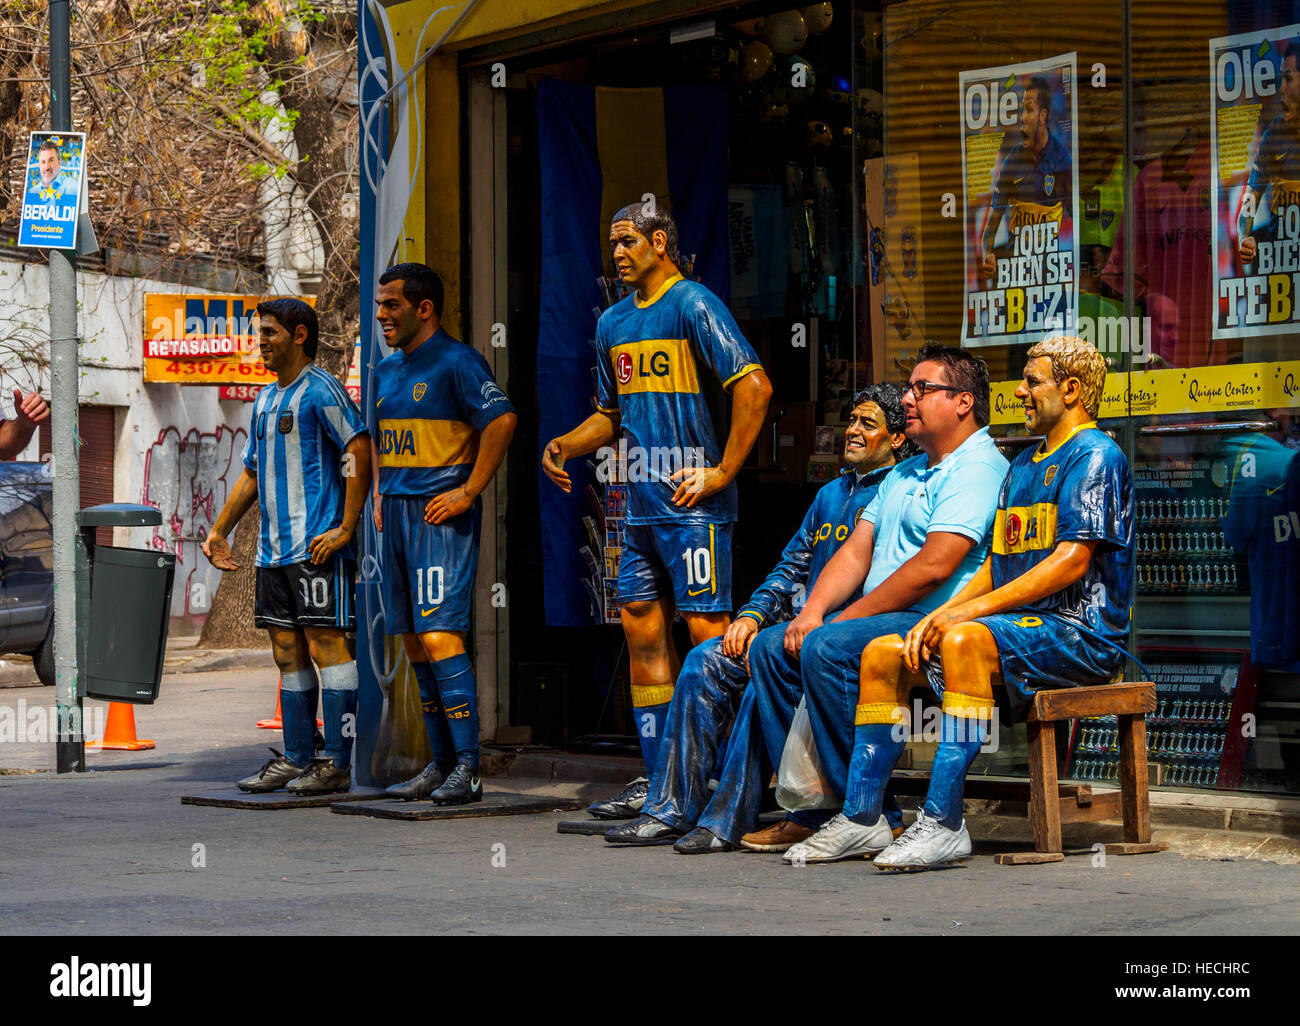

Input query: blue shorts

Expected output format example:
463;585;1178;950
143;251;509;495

379;494;481;635
617;522;733;613
932;610;1125;723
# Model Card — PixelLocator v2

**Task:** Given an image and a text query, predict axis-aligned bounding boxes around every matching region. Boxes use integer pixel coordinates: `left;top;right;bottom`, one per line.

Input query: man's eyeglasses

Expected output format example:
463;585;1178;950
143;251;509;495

902;380;962;400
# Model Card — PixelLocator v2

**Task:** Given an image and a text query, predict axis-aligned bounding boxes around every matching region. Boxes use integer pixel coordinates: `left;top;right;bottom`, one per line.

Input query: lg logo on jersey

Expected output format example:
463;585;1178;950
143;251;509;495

615;349;673;385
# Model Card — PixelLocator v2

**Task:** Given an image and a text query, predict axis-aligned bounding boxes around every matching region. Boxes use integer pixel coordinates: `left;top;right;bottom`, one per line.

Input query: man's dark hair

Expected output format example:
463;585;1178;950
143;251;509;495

379;262;444;318
1286;41;1300;71
852;382;920;459
1027;76;1051;116
257;298;319;360
38;140;58;155
612;200;682;268
913;343;991;427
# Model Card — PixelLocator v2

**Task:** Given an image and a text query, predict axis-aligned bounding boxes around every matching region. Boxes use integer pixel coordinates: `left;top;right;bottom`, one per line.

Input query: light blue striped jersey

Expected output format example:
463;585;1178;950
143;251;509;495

242;364;368;567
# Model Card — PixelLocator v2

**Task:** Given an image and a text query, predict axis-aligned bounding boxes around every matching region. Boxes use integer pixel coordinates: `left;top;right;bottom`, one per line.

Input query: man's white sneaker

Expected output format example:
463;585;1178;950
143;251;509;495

874;810;972;871
782;813;895;864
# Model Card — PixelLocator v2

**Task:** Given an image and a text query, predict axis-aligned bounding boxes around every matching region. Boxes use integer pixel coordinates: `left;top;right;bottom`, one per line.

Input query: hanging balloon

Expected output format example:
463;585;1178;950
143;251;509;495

739;40;774;84
763;10;808;54
806;120;834;151
702;35;741;81
802;3;834;35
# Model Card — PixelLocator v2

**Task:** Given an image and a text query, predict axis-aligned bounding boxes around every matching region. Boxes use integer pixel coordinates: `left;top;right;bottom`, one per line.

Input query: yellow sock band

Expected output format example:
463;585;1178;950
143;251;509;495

855;702;908;726
942;693;995;718
631;683;675;707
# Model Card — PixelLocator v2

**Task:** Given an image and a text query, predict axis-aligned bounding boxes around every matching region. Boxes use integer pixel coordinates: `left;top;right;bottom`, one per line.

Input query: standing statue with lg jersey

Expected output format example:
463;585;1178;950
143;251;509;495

542;201;772;819
204;299;372;795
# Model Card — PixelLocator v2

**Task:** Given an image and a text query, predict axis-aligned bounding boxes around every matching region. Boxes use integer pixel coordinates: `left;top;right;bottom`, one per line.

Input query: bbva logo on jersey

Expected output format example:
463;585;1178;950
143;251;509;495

379;427;417;456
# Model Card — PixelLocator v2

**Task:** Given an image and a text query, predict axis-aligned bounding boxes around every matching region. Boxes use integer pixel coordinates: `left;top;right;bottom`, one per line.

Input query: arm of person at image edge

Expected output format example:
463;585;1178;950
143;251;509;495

723;490;823;661
0;389;49;460
425;349;517;526
901;442;1130;671
782;451;1006;659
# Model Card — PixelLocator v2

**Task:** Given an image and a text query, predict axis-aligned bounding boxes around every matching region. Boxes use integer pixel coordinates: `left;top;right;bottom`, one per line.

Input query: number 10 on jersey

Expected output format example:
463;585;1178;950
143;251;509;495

417;565;445;606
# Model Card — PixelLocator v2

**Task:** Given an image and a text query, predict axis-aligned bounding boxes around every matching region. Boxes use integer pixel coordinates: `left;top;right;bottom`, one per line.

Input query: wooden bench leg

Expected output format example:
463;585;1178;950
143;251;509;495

1027;718;1061;854
1117;712;1151;844
1113;713;1168;855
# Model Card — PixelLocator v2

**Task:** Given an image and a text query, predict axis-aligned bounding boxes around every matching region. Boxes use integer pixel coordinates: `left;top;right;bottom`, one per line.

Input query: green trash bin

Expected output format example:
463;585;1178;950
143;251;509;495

77;504;176;704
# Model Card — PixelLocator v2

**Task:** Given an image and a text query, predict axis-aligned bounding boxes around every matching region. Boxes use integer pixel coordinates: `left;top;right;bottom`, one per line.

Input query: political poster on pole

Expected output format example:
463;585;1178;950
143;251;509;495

1211;24;1300;339
960;54;1079;347
17;132;86;250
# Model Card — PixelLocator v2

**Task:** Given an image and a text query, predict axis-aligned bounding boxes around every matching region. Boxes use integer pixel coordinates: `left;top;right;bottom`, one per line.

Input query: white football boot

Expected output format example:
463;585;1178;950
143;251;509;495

782;813;895;864
874;810;972;871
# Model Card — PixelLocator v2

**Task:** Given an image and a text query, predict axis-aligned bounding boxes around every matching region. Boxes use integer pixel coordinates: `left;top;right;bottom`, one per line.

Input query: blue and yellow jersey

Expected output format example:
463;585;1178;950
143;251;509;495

991;134;1072;227
992;425;1134;647
1247;116;1300;202
595;274;762;525
737;465;888;627
372;328;514;497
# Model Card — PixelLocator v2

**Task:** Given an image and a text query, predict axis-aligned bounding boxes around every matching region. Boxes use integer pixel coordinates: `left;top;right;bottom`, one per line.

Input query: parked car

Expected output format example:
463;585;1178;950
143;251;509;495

0;462;53;686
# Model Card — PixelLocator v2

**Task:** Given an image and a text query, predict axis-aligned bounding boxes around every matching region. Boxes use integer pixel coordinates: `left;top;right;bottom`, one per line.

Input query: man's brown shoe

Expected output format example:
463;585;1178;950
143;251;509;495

740;819;816;853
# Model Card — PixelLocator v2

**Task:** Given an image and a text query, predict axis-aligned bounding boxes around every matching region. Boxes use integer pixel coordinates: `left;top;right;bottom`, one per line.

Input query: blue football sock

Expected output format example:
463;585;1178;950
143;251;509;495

923;698;992;831
279;668;318;768
433;653;479;773
412;659;456;773
631;683;674;775
844;705;908;826
319;662;358;769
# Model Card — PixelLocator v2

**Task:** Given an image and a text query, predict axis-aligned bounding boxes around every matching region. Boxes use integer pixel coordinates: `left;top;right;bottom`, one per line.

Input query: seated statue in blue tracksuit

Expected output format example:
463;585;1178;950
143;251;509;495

842;335;1134;871
671;344;1011;856
604;385;916;845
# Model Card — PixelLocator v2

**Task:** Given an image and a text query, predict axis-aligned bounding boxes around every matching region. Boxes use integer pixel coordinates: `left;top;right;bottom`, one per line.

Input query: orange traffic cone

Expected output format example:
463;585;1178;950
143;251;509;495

256;691;284;730
256;676;323;730
86;702;155;751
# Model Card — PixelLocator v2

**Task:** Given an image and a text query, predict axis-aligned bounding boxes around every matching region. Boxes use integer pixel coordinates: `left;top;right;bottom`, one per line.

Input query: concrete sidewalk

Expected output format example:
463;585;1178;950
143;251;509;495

0;666;1297;934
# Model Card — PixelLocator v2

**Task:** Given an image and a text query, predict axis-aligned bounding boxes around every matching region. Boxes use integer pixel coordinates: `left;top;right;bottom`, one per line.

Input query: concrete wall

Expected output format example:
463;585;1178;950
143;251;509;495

0;257;255;636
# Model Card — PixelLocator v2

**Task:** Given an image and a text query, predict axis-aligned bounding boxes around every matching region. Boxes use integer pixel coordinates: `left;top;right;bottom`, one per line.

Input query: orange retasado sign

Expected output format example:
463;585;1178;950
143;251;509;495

142;293;314;385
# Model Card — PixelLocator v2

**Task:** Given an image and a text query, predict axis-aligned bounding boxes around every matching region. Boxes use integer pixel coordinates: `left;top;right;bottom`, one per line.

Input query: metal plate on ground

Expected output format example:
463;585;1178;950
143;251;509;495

557;819;616;835
181;787;388;810
332;793;586;820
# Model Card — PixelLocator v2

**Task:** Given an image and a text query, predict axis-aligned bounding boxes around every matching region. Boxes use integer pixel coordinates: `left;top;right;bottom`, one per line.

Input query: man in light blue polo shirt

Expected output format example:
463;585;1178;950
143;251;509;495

674;344;1008;856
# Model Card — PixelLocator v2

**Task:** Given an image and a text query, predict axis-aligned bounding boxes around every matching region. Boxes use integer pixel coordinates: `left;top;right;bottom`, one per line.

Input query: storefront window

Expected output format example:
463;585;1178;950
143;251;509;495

881;0;1298;794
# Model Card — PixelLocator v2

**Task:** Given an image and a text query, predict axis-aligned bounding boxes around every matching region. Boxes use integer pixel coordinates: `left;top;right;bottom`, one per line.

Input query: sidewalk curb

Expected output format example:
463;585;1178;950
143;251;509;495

163;649;277;674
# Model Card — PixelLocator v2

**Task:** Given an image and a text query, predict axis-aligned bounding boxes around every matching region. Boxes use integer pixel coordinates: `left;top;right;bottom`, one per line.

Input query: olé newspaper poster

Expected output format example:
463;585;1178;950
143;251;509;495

1211;24;1300;338
960;54;1079;346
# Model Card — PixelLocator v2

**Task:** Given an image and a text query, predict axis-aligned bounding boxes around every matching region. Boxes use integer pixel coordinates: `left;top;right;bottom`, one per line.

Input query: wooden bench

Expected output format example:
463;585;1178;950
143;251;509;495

889;681;1171;865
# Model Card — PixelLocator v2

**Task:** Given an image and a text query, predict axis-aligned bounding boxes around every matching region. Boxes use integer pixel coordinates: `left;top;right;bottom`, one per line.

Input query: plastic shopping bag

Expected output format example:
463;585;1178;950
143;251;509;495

776;696;837;811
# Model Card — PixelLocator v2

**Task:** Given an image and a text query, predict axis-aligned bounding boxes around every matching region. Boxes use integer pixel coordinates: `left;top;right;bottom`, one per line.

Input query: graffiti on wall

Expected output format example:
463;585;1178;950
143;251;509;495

141;424;246;620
